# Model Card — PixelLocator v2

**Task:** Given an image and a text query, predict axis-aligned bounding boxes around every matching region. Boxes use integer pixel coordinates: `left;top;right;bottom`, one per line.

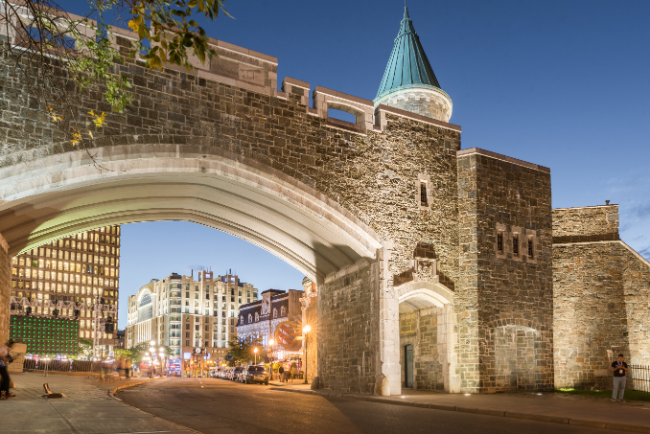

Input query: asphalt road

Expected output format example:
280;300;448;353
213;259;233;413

118;378;629;434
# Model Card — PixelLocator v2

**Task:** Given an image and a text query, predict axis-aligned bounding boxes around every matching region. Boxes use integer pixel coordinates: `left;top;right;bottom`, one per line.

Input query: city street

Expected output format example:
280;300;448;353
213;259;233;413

118;378;631;434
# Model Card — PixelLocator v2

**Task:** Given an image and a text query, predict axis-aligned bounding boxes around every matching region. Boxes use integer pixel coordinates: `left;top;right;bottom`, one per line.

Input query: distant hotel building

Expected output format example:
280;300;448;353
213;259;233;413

237;289;304;357
9;226;122;357
125;271;258;369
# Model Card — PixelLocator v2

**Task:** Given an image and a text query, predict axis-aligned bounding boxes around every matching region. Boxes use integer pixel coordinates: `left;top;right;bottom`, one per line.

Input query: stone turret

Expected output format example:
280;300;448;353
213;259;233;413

374;2;452;122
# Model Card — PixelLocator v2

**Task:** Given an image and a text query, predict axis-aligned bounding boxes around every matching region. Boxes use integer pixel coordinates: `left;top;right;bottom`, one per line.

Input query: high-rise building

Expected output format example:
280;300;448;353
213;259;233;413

9;225;121;357
126;270;258;373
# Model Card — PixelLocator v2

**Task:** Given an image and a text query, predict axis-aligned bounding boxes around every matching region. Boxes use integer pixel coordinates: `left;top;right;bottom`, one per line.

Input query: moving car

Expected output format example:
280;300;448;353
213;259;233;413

240;365;269;385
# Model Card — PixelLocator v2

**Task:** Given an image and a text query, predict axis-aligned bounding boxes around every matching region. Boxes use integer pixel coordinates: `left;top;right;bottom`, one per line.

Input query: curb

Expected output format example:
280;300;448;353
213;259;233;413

109;377;163;400
269;388;650;433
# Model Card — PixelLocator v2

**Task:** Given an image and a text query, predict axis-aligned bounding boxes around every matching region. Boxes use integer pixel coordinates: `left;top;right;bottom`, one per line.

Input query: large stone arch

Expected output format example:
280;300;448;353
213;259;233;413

395;281;459;394
0;142;383;282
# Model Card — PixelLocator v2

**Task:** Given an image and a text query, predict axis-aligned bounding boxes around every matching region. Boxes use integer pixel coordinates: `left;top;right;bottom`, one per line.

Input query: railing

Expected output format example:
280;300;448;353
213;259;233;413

629;365;650;393
23;358;95;373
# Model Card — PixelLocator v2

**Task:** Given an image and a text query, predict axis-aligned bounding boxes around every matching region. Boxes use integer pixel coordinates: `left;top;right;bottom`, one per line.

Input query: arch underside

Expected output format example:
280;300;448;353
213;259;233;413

0;145;383;282
396;282;454;312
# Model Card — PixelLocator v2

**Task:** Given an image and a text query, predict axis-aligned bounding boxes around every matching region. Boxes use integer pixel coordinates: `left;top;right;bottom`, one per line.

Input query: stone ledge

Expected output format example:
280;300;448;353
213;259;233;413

457;148;551;173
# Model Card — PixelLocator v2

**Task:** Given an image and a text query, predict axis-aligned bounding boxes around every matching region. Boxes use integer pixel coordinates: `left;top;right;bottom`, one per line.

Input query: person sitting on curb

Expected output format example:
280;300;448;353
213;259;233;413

611;353;628;402
0;340;16;400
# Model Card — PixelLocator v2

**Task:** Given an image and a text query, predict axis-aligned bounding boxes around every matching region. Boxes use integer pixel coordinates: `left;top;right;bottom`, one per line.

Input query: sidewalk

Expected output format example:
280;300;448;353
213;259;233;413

271;384;650;433
1;373;197;434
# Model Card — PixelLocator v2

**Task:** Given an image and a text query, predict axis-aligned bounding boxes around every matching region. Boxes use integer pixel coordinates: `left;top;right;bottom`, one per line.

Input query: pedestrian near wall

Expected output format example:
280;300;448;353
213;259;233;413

290;362;298;383
0;340;16;400
278;365;285;383
611;353;629;402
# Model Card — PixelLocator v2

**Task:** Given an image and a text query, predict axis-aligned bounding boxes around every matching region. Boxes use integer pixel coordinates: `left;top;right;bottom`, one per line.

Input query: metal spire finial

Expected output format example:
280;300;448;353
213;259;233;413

404;0;410;19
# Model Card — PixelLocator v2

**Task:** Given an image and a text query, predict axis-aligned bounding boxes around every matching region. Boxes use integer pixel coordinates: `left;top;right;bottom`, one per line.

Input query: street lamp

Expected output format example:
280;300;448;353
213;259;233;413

253;347;258;365
303;325;311;384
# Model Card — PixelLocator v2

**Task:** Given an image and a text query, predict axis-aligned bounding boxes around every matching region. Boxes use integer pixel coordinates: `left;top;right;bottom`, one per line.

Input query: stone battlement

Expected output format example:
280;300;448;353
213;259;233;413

552;205;619;243
0;2;461;136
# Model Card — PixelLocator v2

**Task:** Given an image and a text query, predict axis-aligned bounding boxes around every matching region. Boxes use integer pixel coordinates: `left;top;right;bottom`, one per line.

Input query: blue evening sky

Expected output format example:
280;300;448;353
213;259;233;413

54;0;650;328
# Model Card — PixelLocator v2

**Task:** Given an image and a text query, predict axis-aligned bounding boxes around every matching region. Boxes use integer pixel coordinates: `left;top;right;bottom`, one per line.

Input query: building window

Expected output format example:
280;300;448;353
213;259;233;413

185;332;190;338
497;232;504;253
273;308;277;319
248;314;252;323
185;324;190;330
528;238;534;258
513;234;519;256
185;340;190;346
255;313;259;322
420;181;428;207
280;306;286;317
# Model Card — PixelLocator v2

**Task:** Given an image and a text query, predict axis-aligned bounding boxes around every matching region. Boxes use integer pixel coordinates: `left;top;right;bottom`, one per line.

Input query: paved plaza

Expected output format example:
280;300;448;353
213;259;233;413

0;373;195;434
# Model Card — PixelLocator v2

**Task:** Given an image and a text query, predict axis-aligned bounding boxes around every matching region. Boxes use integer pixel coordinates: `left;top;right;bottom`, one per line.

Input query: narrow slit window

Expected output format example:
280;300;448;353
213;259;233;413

513;234;519;255
420;182;428;207
497;232;504;253
528;238;534;258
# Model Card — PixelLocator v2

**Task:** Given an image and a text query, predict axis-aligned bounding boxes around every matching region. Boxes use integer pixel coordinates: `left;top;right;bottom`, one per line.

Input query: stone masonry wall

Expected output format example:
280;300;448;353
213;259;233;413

0;235;9;345
0;52;461;291
553;206;650;389
318;260;377;393
387;98;449;123
304;297;318;383
1;44;462;395
553;206;619;242
399;309;444;390
457;150;554;392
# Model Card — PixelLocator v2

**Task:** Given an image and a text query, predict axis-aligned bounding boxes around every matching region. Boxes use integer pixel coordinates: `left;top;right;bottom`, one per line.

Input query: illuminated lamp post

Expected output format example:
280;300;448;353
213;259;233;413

253;347;258;365
302;325;311;384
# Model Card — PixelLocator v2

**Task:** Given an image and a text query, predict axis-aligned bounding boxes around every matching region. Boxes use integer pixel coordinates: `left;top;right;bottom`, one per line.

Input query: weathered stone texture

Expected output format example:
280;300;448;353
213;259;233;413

553;207;650;389
457;151;554;392
0;56;461;292
318;261;377;393
553;206;619;241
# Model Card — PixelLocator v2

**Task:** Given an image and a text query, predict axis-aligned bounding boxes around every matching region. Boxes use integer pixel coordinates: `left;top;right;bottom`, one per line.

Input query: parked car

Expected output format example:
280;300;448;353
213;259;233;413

230;366;244;381
240;365;269;385
220;367;232;379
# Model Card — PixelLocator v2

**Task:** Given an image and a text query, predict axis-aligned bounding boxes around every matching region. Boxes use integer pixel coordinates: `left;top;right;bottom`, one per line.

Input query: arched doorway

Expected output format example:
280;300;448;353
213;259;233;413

396;281;459;394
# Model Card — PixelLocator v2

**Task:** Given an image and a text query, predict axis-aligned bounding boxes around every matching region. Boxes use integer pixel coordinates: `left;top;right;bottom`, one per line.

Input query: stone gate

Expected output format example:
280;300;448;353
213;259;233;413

1;3;647;395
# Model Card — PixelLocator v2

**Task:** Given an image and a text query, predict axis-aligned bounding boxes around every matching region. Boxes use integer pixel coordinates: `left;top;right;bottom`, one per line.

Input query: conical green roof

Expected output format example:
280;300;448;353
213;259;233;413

375;2;441;101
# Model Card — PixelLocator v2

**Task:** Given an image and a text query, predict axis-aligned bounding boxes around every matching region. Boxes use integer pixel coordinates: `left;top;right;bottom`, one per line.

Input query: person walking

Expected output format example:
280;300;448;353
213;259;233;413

0;340;16;400
278;365;285;383
611;353;629;402
290;361;298;383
